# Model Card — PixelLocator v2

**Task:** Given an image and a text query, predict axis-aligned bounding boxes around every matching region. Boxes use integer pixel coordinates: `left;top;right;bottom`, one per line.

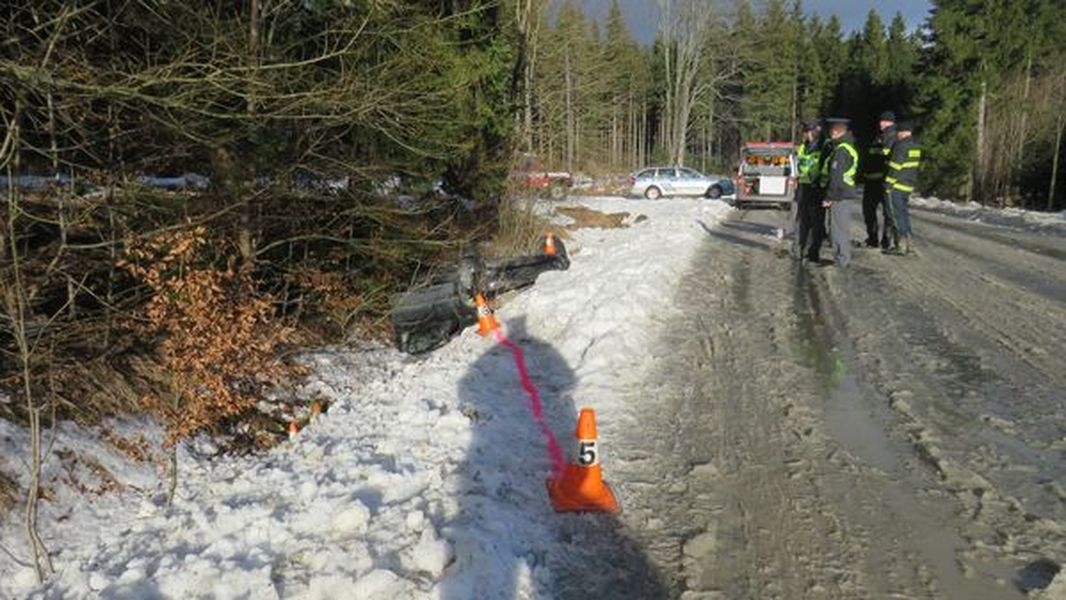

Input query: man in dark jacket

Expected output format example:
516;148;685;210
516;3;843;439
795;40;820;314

804;122;834;263
794;119;823;259
813;117;859;267
862;111;896;248
885;121;922;255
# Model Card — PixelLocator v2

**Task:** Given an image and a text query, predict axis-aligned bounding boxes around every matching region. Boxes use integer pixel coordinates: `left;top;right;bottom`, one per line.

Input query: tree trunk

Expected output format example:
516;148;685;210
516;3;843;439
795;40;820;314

790;79;798;144
564;49;574;173
238;0;261;263
5;101;55;583
974;79;988;204
48;92;75;318
706;96;716;171
1015;53;1032;202
635;99;643;166
1050;113;1063;212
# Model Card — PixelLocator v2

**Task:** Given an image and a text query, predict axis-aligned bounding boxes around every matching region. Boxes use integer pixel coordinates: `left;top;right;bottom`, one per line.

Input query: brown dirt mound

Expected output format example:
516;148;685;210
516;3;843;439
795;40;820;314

556;206;639;229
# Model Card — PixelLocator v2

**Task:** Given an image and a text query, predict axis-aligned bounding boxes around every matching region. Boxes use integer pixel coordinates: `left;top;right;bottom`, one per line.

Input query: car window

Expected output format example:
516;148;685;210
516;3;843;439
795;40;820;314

657;168;677;179
679;168;700;179
636;169;653;179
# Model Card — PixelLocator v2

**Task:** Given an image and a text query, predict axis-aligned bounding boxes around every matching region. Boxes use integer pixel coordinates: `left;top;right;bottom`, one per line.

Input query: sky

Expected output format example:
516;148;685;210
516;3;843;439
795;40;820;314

578;0;935;45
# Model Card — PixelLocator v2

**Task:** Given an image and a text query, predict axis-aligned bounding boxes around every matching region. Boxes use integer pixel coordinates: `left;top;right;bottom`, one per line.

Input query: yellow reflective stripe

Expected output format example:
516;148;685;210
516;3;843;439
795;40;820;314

899;161;921;169
841;142;859;186
907;149;922;158
892;182;915;192
888;161;903;170
886;176;898;184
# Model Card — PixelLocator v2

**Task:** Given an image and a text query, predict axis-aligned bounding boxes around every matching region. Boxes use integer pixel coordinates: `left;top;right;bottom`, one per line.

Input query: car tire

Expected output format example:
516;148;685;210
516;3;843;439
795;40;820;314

549;184;564;200
705;185;722;200
644;186;662;200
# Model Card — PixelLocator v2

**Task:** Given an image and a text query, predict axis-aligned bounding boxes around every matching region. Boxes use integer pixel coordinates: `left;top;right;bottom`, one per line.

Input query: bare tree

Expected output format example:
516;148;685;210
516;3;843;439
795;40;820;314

1;103;56;585
1048;68;1066;210
657;0;723;166
514;0;549;153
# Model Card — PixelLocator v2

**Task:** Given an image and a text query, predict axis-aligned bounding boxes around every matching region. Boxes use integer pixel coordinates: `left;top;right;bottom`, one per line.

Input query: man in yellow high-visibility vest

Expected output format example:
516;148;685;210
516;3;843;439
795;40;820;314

793;119;823;259
813;117;859;268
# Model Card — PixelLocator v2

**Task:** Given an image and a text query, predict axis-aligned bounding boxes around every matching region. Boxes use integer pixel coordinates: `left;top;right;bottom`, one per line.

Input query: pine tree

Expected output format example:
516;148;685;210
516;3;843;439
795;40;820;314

738;0;800;142
814;15;848;117
797;15;829;121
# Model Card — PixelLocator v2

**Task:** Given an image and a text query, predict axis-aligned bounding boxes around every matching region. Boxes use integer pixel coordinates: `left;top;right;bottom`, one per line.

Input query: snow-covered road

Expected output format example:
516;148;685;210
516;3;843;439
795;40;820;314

2;195;1065;599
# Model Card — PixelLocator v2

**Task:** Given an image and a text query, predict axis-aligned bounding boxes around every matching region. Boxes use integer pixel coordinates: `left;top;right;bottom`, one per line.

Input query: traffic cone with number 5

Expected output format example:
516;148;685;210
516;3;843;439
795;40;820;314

547;407;620;513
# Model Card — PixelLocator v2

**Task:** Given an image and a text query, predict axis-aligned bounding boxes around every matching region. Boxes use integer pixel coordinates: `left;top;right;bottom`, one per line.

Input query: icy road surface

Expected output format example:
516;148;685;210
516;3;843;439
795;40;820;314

601;205;1066;599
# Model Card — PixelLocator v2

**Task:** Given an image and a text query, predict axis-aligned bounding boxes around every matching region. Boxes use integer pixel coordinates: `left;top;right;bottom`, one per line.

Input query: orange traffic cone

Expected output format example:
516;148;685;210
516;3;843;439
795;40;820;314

543;231;557;256
547;407;620;513
474;292;500;336
288;419;300;439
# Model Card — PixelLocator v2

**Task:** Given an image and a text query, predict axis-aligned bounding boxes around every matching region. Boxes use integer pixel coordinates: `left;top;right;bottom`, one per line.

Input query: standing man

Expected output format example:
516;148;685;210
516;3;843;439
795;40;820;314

885;121;922;255
805;119;835;263
862;111;896;248
794;119;823;259
814;118;859;267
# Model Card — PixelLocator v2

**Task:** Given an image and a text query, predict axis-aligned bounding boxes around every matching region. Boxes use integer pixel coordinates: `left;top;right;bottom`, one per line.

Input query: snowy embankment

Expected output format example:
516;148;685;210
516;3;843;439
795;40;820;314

912;196;1066;233
0;196;729;599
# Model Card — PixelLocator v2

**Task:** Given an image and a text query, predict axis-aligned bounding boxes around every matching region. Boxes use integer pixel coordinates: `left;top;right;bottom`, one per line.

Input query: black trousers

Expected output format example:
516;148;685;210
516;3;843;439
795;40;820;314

862;181;883;244
797;184;824;260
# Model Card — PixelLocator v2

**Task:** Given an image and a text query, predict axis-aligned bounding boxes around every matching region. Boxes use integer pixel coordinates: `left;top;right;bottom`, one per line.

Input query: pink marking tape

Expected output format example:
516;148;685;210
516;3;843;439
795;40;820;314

493;329;566;478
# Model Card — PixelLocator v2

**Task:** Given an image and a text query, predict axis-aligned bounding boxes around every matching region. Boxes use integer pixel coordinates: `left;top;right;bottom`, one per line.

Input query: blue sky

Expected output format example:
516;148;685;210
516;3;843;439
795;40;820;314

579;0;934;45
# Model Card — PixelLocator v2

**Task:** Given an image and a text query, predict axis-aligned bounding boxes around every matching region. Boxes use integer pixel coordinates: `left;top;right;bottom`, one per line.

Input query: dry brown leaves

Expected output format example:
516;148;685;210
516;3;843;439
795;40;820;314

119;226;301;444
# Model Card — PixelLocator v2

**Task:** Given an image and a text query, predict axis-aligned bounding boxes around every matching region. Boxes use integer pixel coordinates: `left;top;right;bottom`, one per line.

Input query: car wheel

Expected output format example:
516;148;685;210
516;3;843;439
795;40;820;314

705;185;722;200
548;184;564;200
644;186;662;200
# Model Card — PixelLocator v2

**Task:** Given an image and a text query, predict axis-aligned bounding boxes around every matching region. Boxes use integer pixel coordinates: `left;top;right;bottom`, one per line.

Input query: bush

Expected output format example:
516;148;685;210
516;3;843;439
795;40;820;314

119;226;300;444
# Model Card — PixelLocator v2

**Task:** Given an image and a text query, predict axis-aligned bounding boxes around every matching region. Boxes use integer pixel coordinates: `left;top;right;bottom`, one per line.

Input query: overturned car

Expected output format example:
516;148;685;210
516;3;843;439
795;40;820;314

391;234;570;354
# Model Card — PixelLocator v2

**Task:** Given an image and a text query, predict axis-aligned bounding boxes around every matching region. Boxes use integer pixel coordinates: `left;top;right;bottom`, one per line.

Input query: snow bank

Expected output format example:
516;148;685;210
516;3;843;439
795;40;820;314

913;196;1066;234
0;196;729;599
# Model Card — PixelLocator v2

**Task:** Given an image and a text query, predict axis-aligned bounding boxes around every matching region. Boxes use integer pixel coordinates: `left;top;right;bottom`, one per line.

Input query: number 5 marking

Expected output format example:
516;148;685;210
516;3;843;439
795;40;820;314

578;440;598;466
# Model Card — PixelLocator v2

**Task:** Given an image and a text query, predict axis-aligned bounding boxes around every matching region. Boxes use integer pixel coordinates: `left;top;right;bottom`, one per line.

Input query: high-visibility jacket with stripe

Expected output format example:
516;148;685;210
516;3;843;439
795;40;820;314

886;136;922;193
797;139;822;185
826;134;859;201
817;139;834;189
863;126;895;184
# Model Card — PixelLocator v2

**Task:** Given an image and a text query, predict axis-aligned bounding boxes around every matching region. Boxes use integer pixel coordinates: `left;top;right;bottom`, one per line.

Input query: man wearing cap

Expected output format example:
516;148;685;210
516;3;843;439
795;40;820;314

793;119;823;258
812;117;859;267
885;121;922;255
804;120;835;263
862;111;897;248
